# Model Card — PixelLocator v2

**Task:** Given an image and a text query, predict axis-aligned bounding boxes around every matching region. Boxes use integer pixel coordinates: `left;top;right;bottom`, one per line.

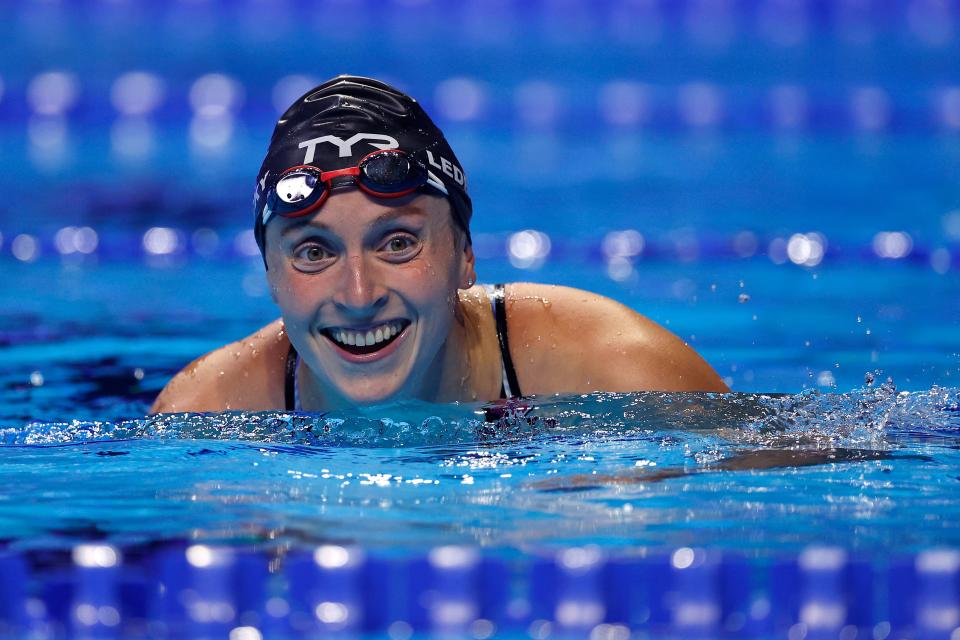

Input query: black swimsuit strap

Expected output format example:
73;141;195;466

284;343;298;411
492;283;522;398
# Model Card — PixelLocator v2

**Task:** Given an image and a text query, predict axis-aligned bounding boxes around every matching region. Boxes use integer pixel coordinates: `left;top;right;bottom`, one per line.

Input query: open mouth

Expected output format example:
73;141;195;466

321;320;410;356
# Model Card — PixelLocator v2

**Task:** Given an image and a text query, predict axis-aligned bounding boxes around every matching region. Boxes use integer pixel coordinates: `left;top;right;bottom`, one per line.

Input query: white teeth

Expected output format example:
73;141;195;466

329;322;405;348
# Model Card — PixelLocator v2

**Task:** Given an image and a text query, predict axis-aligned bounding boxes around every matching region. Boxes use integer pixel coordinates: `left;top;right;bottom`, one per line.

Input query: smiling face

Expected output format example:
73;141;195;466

264;188;475;407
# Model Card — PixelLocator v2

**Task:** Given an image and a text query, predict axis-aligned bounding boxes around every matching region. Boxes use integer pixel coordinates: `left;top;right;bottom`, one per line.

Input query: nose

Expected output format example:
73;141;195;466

332;254;388;316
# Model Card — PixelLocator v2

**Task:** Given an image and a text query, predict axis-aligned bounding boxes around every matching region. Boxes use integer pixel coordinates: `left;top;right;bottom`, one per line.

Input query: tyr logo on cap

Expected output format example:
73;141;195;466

298;133;399;163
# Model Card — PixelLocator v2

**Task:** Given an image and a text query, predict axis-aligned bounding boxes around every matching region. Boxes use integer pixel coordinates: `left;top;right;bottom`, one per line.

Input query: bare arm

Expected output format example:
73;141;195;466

507;284;729;395
150;320;289;414
150;352;223;414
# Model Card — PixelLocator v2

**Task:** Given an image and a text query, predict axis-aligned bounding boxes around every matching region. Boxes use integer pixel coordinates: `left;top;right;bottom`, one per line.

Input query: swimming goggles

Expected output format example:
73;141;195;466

261;149;449;224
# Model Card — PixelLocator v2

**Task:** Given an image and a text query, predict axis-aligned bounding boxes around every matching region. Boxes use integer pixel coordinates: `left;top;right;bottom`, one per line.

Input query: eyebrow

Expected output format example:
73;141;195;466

279;205;428;239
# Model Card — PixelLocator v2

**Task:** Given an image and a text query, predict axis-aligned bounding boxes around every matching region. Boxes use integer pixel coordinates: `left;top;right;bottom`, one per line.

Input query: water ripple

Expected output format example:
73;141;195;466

1;385;956;450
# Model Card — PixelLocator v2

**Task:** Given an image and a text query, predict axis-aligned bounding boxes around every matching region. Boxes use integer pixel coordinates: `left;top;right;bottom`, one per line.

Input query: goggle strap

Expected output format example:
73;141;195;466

264;152;449;221
321;166;361;181
426;170;449;196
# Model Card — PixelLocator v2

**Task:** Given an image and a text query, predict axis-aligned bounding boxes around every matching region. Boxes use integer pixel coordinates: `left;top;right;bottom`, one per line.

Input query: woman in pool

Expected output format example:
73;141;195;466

151;76;727;414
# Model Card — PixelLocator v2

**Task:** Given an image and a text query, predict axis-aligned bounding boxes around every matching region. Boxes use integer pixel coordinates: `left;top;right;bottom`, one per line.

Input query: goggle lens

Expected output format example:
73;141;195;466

360;151;419;193
276;170;320;204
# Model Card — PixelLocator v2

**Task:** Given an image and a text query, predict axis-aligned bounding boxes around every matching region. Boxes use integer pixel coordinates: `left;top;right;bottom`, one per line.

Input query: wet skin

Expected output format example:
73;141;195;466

151;189;728;414
264;190;477;408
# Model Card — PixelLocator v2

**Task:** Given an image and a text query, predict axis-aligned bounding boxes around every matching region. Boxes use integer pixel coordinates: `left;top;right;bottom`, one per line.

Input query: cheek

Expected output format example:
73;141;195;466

405;248;459;288
268;270;317;319
426;240;464;281
403;251;461;316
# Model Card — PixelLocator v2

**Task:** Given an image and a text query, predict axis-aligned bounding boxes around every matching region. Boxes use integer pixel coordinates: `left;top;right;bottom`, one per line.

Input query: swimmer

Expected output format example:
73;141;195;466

151;76;728;414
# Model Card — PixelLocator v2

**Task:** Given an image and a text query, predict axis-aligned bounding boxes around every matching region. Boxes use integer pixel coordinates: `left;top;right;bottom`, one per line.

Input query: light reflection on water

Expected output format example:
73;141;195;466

0;387;956;553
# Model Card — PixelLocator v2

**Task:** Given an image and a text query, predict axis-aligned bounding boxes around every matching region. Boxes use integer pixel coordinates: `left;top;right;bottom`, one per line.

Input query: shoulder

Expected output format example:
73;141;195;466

150;319;292;414
502;283;728;394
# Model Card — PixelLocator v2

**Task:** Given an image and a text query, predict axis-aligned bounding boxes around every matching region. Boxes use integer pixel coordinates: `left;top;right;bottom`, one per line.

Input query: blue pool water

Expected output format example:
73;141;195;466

3;0;960;636
1;385;959;553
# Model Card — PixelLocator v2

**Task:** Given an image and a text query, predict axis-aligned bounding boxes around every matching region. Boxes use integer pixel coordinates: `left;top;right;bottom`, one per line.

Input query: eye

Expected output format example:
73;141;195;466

380;232;421;260
387;236;414;252
304;246;325;260
292;242;333;272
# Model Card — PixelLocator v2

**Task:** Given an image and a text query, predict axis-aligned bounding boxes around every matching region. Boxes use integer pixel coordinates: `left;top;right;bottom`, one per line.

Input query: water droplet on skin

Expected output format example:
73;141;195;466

233;351;241;359
219;371;225;377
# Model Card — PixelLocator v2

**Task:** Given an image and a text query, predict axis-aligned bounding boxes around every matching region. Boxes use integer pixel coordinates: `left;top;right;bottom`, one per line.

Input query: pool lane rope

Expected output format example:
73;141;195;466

0;544;957;639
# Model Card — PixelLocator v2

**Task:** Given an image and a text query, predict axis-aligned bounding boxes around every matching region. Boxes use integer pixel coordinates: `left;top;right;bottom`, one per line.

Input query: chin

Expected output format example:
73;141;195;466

337;379;408;407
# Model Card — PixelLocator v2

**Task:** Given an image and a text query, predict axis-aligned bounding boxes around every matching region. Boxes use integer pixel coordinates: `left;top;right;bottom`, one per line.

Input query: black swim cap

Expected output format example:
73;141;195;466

253;75;472;257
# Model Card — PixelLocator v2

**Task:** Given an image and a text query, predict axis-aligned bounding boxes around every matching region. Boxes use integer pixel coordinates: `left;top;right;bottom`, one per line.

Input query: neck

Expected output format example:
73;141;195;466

420;298;478;403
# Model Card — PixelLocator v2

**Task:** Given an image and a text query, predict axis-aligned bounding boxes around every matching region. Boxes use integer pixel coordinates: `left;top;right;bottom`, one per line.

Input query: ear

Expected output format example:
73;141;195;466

458;241;477;290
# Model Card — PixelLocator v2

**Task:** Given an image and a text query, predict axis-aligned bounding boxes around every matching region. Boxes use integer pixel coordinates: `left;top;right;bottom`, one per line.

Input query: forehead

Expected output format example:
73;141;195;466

269;190;451;239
